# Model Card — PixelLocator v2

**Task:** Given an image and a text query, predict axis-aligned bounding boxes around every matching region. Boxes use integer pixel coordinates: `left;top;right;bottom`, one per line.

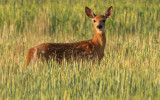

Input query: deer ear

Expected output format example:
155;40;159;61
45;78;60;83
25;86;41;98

104;6;113;18
85;7;96;18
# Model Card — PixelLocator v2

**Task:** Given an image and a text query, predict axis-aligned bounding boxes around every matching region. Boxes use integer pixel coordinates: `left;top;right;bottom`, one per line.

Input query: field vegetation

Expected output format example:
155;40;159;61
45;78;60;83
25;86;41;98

0;0;160;99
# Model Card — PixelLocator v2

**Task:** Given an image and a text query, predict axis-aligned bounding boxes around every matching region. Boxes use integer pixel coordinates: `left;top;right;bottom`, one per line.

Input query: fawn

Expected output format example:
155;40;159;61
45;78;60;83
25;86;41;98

26;6;113;66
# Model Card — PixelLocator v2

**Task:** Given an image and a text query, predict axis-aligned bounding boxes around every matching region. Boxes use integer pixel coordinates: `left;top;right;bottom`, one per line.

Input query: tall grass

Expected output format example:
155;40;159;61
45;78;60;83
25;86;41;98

0;0;160;99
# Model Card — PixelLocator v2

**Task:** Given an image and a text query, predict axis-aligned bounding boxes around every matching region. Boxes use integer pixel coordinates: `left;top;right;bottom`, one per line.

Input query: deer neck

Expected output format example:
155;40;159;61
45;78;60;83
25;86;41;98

92;28;106;52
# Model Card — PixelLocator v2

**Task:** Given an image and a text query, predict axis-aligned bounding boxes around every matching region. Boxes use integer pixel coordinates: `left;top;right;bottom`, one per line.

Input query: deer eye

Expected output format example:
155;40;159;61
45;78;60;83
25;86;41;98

93;20;96;23
102;20;105;22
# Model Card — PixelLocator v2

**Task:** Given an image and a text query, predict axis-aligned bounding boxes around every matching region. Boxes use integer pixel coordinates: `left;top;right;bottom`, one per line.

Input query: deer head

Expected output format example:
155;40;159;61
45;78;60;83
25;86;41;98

85;6;113;33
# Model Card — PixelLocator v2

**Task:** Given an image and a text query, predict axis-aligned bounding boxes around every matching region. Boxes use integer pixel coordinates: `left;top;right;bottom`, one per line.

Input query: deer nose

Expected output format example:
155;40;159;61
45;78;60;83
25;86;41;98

97;25;102;29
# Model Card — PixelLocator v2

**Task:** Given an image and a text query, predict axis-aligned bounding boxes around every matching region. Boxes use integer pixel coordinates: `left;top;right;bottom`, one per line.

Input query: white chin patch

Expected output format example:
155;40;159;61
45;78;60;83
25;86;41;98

96;28;105;33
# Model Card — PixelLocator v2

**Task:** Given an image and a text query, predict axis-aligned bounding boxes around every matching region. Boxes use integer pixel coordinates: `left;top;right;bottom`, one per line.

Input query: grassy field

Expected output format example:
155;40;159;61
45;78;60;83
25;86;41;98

0;0;160;99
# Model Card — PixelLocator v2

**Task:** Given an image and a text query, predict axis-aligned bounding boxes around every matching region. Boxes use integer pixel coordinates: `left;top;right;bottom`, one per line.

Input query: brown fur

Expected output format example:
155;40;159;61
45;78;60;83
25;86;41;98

26;6;113;66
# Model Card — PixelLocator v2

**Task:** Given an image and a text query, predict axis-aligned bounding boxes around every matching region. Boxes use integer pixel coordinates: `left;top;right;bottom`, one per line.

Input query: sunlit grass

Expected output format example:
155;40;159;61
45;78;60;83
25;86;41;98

0;0;160;99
